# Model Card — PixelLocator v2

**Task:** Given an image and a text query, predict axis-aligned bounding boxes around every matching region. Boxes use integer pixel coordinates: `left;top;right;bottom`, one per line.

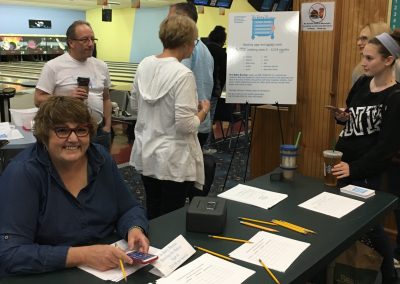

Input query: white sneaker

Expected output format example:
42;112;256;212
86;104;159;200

203;148;217;155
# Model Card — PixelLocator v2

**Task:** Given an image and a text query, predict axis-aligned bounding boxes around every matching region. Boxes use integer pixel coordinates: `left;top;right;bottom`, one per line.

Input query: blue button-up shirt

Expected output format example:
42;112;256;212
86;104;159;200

0;143;148;276
182;40;214;134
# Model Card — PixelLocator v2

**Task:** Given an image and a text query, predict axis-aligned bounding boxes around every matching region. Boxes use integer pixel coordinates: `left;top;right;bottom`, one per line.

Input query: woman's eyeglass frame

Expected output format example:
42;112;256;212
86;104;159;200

53;125;90;139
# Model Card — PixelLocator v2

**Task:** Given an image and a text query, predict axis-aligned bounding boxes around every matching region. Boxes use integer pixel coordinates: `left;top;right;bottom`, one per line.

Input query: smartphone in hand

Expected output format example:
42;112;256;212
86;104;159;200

325;105;347;114
126;251;158;264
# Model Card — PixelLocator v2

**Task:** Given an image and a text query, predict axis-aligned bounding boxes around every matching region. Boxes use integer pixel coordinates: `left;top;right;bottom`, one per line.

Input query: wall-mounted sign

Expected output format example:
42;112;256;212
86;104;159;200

29;19;52;29
391;0;400;29
301;2;335;31
226;12;299;104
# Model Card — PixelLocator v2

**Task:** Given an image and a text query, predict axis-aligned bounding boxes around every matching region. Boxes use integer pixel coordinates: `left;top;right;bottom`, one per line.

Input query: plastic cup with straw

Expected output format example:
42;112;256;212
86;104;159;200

323;139;343;186
280;131;301;180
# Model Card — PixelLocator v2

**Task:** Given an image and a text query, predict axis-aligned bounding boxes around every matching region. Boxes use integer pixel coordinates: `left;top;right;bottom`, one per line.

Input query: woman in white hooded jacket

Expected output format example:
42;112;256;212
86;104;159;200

129;15;210;219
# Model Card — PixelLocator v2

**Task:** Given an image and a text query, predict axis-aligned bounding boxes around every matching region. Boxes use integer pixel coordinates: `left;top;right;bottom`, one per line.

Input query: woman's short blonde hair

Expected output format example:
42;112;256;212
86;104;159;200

159;15;198;49
363;22;391;39
33;96;97;145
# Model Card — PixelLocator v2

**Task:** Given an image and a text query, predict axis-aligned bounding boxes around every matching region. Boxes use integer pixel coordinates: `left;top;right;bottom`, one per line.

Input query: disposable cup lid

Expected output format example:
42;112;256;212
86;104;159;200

323;150;343;158
280;144;298;151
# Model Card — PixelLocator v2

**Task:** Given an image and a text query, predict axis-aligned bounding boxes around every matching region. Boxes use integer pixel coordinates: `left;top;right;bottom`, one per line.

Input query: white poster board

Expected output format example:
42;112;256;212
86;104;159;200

226;12;299;104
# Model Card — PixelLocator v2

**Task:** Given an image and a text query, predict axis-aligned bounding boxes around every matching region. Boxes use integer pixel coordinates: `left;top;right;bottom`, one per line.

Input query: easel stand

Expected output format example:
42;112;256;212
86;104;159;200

222;102;256;190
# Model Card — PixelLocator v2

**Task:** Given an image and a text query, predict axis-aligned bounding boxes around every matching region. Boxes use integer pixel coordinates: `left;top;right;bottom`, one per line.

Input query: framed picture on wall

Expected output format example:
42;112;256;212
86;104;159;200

29;19;52;29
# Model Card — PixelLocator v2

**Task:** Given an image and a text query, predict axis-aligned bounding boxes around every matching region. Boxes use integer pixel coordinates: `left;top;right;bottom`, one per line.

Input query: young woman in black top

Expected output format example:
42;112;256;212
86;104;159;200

331;30;400;283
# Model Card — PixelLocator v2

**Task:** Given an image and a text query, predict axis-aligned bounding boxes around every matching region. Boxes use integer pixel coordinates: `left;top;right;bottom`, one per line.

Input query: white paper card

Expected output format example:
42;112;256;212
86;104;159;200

298;191;364;218
150;234;196;277
156;253;255;284
229;231;310;273
78;239;159;282
217;184;287;210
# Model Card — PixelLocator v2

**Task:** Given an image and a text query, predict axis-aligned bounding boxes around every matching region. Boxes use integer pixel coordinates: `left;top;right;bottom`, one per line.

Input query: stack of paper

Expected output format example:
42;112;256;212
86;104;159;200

156;253;255;284
218;184;288;210
0;122;23;140
0;122;11;139
340;185;375;199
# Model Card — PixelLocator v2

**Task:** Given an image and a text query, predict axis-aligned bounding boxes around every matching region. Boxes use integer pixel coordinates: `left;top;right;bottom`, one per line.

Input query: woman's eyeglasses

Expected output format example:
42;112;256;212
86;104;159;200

53;126;90;138
194;39;199;46
357;36;368;42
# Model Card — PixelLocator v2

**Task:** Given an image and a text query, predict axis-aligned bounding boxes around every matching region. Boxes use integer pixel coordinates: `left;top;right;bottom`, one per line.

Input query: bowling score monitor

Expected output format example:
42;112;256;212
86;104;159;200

193;0;233;9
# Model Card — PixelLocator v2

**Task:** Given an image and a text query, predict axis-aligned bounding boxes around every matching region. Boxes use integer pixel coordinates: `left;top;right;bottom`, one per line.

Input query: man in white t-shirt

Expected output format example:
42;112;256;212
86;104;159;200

34;20;112;150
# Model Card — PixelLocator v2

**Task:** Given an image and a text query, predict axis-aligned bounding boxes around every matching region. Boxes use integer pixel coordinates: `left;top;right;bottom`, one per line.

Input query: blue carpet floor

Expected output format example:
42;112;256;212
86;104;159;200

119;135;251;205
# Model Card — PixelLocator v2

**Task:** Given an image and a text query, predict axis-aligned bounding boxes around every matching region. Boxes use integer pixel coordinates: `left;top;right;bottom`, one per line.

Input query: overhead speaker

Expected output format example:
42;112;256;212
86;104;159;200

102;8;112;22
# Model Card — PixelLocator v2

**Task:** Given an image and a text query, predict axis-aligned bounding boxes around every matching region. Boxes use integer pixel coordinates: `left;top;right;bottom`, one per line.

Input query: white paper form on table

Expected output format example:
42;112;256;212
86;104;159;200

156;253;255;284
217;184;288;210
298;191;364;218
150;234;196;277
229;231;310;273
78;239;160;282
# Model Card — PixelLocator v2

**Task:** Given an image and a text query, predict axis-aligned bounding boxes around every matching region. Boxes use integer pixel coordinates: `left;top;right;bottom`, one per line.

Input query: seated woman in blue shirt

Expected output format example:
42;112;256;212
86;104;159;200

0;96;149;276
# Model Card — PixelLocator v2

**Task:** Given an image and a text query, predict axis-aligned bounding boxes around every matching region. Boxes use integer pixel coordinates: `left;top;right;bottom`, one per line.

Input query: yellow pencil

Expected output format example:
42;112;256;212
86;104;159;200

279;221;312;233
208;235;253;243
114;244;127;282
194;245;234;261
272;219;316;234
240;221;279;233
279;220;316;234
272;220;307;234
259;258;281;284
119;259;127;282
238;217;277;226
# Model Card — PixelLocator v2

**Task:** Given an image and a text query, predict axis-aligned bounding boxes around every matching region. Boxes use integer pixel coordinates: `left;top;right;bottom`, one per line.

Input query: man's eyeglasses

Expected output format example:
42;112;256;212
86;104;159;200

53;126;90;138
72;37;98;44
194;39;199;46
